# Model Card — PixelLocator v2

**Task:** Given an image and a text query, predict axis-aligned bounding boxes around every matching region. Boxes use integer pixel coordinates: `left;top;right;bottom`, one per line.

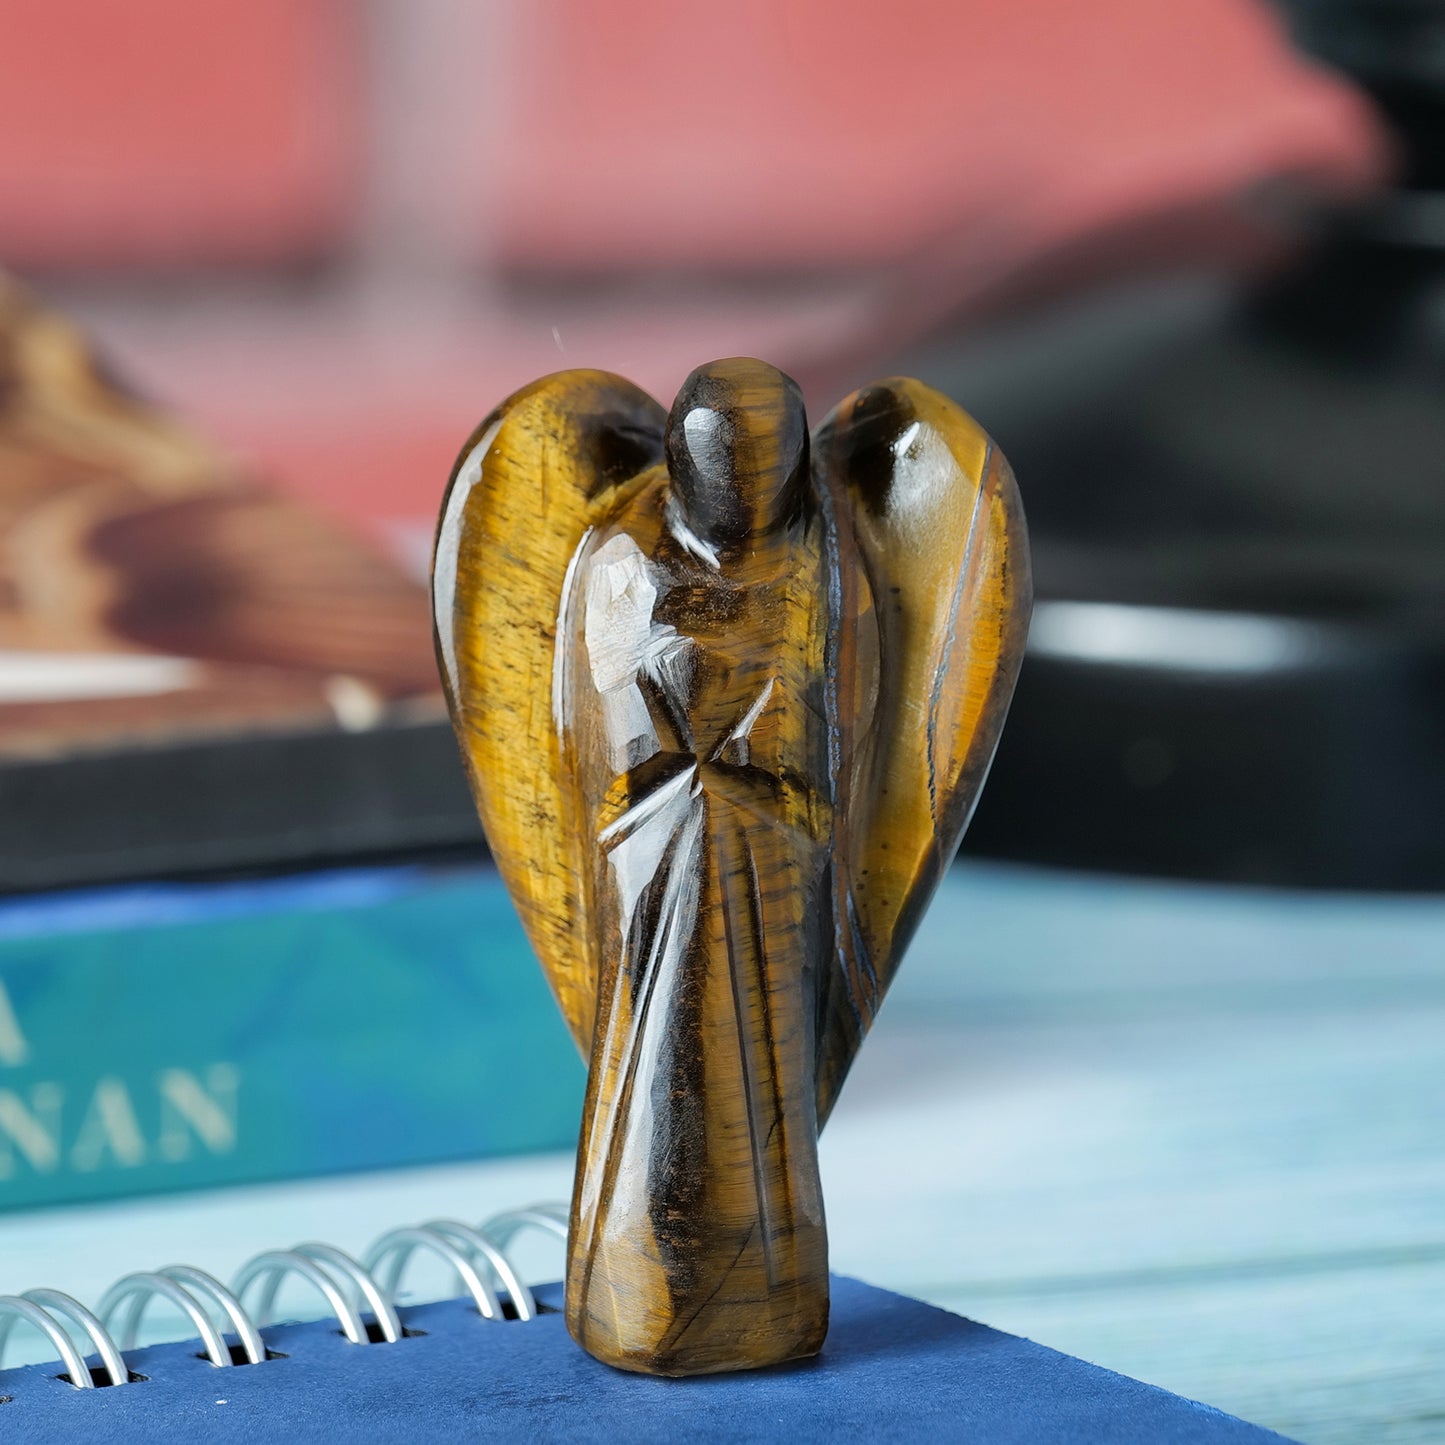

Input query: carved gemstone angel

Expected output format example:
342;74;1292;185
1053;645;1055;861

433;359;1029;1376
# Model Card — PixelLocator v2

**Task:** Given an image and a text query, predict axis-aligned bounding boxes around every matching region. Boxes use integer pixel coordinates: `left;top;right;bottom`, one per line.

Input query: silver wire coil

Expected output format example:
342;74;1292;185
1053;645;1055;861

0;1200;567;1389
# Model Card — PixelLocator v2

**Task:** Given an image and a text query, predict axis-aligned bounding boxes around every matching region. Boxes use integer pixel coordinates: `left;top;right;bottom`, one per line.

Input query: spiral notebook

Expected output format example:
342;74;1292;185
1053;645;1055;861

0;1203;1292;1444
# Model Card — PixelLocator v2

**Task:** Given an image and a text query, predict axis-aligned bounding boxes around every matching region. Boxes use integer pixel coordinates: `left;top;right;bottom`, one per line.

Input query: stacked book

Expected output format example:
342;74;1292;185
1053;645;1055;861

0;276;581;1211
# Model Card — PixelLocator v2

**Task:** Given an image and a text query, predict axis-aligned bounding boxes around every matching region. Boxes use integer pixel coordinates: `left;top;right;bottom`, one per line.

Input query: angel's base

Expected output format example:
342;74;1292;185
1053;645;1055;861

568;1286;828;1377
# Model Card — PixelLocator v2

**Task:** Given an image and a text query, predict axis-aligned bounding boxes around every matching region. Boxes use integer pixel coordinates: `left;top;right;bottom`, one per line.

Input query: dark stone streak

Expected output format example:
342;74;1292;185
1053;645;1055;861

649;824;712;1307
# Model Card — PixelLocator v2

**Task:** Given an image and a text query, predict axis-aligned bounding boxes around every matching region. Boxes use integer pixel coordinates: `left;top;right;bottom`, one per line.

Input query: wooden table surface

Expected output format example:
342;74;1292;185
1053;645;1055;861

835;863;1445;1444
5;862;1442;1442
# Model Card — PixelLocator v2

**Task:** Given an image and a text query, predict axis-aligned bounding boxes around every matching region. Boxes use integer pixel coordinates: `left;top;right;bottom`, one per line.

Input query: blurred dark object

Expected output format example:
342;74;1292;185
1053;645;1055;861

0;275;477;892
1285;0;1445;195
914;0;1445;890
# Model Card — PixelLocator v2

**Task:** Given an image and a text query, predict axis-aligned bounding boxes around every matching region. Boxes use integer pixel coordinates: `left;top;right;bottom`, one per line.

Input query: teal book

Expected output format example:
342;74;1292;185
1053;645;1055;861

0;864;584;1211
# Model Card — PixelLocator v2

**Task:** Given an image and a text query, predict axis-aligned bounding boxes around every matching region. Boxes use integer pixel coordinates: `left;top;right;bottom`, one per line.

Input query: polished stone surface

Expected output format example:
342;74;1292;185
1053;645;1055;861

432;359;1029;1372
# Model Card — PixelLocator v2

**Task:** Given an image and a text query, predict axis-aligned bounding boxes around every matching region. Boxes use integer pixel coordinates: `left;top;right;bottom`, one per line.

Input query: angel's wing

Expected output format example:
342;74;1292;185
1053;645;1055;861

432;370;666;1054
813;378;1031;1118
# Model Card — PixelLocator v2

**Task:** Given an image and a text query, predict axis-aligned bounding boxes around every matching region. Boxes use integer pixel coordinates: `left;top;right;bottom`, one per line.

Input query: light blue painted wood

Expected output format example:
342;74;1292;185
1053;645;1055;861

816;863;1445;1444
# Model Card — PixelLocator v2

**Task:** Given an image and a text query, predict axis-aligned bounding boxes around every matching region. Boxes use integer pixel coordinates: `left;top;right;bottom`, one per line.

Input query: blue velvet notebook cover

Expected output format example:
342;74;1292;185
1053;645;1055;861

0;1276;1292;1443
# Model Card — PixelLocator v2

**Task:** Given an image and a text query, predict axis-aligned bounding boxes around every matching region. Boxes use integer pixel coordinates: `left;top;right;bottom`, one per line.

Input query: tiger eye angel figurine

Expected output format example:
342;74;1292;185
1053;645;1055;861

432;358;1030;1377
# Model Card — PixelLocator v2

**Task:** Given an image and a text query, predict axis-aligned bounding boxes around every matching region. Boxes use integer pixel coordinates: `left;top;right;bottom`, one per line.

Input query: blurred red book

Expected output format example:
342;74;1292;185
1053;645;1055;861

0;0;1383;542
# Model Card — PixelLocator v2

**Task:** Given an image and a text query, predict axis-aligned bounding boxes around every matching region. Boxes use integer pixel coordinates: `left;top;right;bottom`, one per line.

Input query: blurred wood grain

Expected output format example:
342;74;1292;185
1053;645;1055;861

0;274;439;761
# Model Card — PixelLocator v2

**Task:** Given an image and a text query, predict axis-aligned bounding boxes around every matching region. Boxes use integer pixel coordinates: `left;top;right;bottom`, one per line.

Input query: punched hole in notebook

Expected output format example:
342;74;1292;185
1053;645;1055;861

363;1320;427;1343
55;1369;147;1386
319;1323;427;1343
192;1345;288;1365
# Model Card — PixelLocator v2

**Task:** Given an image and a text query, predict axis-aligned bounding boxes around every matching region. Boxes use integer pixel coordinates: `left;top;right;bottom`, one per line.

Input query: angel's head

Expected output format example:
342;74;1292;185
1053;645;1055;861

665;358;808;550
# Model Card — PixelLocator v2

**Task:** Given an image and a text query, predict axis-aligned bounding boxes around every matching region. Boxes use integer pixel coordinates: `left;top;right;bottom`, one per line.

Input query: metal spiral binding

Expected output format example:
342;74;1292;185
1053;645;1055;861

0;1200;568;1389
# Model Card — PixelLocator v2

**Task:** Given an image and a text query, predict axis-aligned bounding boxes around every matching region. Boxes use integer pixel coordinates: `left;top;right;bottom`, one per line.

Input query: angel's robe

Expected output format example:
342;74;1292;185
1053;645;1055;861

558;480;876;1370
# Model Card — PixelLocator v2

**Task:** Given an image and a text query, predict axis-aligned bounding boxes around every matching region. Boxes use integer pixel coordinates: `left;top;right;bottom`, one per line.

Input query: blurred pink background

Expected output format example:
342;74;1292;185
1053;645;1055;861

0;0;1383;553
